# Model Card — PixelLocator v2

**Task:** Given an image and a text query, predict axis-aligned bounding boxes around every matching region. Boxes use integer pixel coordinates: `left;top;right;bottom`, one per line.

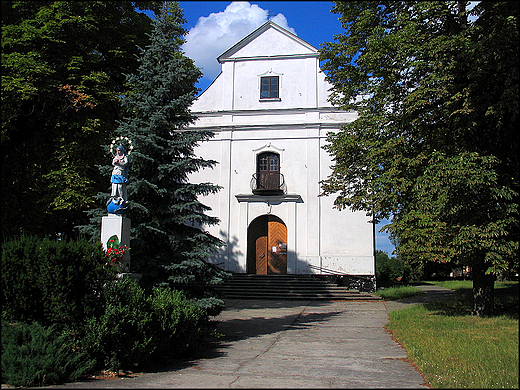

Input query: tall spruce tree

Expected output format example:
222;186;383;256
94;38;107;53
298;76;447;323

81;1;225;289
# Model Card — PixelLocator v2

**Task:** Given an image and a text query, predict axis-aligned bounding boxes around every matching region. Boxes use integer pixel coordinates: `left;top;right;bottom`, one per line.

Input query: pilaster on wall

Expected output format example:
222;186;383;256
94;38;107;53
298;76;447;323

222;62;235;111
305;125;321;264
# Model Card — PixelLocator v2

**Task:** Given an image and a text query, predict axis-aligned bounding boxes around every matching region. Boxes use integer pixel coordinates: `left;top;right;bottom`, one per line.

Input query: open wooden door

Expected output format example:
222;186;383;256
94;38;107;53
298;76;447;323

247;215;287;274
247;216;268;274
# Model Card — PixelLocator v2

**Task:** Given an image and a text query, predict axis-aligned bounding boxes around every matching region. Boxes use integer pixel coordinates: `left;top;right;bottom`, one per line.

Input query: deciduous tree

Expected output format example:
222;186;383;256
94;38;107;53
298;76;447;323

320;1;518;316
1;1;161;240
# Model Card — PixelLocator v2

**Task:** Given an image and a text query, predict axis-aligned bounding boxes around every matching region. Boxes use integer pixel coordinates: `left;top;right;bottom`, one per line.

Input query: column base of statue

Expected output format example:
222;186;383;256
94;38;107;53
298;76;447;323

101;214;131;272
117;273;143;283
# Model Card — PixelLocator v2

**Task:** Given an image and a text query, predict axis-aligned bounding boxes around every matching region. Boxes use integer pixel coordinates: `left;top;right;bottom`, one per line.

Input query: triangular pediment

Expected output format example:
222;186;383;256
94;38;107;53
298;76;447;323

217;21;318;62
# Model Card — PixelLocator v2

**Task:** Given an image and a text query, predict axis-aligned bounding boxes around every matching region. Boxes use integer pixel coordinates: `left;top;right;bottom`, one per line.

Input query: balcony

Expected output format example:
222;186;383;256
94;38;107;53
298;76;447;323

251;172;286;195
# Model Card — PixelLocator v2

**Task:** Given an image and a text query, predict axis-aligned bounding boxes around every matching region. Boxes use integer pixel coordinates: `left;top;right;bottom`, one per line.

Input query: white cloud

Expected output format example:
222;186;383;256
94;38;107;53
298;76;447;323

182;2;296;82
467;1;480;23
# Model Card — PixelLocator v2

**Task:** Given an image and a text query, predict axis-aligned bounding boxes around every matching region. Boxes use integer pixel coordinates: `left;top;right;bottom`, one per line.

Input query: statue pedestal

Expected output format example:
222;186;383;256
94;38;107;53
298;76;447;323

101;214;131;272
117;273;143;282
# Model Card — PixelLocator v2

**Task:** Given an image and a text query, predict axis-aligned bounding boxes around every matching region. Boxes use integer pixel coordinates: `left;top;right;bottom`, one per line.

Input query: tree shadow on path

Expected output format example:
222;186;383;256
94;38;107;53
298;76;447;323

121;300;345;376
215;304;345;342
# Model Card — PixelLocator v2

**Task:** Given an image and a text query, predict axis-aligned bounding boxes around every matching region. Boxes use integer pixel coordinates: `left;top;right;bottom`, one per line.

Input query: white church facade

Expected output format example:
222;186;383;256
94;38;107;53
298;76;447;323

188;21;375;289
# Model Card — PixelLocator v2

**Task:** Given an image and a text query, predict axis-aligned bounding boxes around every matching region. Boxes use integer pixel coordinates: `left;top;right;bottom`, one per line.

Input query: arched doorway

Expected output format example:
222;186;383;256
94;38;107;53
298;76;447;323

247;215;287;274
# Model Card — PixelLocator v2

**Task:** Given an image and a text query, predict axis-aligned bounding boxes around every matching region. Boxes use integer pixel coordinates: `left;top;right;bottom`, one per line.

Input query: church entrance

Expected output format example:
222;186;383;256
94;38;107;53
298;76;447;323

247;215;287;274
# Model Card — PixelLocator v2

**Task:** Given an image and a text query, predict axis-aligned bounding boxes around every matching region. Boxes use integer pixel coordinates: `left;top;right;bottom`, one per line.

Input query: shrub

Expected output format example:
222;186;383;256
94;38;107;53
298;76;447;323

82;276;155;372
82;277;214;372
149;287;208;359
1;235;111;328
195;296;225;317
1;320;94;387
2;235;221;374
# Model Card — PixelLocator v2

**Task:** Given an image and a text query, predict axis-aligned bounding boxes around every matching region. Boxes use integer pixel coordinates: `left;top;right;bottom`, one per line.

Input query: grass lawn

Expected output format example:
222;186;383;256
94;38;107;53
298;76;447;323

385;281;519;388
375;285;423;300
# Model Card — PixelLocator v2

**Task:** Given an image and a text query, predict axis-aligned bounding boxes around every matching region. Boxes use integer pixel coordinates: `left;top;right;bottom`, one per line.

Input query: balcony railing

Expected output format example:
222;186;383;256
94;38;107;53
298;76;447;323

251;172;286;195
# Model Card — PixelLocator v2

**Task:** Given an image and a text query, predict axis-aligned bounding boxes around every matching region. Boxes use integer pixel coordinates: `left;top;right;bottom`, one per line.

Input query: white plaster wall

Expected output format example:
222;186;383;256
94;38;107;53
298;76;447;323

193;57;324;111
194;73;224;111
190;123;374;275
187;22;374;276
192;21;334;113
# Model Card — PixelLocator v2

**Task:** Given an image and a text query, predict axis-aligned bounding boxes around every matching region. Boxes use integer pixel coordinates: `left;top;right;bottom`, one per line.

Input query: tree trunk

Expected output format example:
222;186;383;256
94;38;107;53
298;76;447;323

472;262;495;317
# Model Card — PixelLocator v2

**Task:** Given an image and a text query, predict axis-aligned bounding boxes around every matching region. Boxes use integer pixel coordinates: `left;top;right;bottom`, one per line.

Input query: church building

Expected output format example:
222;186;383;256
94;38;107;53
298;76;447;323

188;21;375;289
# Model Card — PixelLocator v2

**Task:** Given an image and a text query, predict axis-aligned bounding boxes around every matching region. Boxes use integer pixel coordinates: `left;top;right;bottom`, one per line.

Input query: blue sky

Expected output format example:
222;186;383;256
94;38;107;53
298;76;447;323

175;1;396;256
178;1;344;91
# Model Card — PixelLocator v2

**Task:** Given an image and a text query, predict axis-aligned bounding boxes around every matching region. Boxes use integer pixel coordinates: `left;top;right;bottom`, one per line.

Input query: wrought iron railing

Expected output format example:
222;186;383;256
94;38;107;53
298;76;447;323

308;264;374;280
308;264;376;292
251;173;286;195
308;264;350;276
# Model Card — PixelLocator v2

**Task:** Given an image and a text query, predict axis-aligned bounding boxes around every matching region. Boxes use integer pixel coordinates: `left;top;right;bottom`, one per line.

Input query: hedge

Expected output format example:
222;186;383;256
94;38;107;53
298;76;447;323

1;235;111;327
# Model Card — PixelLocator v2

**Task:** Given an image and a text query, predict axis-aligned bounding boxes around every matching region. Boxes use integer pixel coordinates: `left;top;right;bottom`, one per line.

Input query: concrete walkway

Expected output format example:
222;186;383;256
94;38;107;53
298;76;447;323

55;285;453;389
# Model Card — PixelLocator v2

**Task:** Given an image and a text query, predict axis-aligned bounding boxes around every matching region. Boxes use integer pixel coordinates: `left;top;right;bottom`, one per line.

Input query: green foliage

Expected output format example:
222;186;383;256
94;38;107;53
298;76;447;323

1;320;94;387
80;2;224;290
83;276;215;372
375;250;404;287
1;235;219;376
430;280;519;319
1;235;112;327
195;296;226;317
320;1;519;315
126;2;223;268
407;260;455;282
394;152;517;272
106;234;120;249
166;255;231;298
82;277;155;372
1;1;162;240
148;286;209;359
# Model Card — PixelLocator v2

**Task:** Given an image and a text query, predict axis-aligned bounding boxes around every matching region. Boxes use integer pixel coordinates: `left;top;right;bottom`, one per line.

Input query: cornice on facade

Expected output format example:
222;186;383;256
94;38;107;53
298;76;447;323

235;193;303;203
218;53;319;63
217;21;317;63
189;107;358;131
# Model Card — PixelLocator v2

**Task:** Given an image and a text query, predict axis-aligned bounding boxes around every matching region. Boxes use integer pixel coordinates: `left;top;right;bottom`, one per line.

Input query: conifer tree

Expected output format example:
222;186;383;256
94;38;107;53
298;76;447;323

81;2;225;289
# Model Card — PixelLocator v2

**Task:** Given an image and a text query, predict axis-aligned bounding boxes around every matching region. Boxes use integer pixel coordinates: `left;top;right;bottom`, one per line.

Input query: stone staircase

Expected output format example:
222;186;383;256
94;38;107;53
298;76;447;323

213;274;381;300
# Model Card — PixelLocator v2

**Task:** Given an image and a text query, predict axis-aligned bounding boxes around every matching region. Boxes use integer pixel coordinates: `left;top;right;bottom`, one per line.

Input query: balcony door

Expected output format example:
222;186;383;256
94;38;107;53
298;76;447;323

247;215;287;275
256;152;280;192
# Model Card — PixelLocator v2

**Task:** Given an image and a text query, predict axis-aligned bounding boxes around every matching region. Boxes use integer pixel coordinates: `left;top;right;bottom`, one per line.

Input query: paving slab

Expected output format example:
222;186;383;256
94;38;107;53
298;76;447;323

49;287;458;389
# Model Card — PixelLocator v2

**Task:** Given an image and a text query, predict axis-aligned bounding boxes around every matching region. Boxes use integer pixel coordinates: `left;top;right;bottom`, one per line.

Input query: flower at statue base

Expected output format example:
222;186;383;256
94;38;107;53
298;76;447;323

105;244;129;266
104;235;130;272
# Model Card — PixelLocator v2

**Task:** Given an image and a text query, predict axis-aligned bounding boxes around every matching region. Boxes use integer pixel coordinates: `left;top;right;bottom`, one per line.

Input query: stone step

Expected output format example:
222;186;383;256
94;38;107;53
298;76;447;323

213;274;381;301
216;292;377;300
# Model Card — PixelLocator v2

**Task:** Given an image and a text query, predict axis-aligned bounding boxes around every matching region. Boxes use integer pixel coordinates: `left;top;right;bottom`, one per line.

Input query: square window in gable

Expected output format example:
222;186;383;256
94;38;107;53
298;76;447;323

260;76;279;99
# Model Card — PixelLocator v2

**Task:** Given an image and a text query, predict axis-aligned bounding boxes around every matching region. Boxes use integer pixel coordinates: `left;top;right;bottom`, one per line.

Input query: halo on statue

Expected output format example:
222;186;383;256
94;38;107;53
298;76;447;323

110;136;134;156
